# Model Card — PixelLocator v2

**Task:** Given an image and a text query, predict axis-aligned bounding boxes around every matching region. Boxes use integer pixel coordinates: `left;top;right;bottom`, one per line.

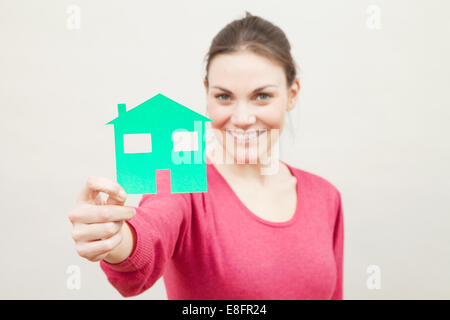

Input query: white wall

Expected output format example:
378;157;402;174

0;0;449;299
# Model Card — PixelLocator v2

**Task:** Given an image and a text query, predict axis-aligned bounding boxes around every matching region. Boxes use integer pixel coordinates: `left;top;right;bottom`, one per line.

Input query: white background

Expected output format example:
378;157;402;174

0;0;449;299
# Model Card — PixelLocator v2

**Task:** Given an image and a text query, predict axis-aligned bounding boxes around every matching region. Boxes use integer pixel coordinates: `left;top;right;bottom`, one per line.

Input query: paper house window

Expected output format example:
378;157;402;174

172;131;198;151
123;133;152;153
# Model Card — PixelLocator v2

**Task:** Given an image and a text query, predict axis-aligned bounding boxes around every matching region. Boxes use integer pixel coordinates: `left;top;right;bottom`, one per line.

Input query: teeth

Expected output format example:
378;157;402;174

226;129;267;141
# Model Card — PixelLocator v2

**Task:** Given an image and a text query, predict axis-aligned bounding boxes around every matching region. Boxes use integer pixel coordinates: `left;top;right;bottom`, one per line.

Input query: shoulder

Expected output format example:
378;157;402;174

285;162;342;205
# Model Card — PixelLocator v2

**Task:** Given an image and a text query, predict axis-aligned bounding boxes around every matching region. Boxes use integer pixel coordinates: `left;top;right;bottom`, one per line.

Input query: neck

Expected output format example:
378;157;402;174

207;147;284;185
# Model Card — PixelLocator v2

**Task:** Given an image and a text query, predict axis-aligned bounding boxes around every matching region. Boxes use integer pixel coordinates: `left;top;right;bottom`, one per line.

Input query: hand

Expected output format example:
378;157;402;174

68;176;136;262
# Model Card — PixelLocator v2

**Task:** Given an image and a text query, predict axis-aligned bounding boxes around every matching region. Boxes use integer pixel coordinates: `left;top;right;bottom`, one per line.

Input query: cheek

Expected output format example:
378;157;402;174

259;107;285;130
207;105;230;130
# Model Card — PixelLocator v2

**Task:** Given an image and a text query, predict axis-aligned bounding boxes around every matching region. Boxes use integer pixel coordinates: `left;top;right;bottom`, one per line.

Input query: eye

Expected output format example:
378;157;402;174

215;94;230;101
256;93;272;101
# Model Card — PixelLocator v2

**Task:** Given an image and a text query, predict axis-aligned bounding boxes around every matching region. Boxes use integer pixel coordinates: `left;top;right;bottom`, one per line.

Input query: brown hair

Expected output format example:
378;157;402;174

203;11;299;89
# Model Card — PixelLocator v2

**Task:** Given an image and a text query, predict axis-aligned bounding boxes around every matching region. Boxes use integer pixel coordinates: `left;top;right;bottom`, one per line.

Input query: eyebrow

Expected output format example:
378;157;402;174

211;85;278;94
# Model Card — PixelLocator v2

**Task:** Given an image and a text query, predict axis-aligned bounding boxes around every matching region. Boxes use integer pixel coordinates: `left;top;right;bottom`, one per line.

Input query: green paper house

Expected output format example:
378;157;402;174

107;93;212;194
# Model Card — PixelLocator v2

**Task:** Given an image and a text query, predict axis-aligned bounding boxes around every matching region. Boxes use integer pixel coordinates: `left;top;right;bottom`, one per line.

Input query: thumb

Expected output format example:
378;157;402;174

106;191;126;206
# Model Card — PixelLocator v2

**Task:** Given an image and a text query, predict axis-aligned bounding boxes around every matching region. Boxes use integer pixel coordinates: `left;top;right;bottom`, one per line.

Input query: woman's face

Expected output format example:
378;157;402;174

204;50;299;164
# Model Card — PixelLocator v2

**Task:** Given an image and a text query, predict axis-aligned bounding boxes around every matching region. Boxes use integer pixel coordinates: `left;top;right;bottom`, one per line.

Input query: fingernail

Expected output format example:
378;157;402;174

119;189;127;200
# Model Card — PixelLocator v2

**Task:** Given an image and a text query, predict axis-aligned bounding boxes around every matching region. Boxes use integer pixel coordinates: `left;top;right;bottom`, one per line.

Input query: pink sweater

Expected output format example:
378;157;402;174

100;161;344;299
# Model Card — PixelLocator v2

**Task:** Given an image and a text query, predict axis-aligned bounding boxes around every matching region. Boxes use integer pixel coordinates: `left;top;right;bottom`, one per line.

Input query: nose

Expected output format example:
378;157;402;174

230;104;256;129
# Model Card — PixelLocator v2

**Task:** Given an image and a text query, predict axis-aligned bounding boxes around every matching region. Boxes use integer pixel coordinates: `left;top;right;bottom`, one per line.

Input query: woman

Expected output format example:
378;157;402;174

68;12;344;300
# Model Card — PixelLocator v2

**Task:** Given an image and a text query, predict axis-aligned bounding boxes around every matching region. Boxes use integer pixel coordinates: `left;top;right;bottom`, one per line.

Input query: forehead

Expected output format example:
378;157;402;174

208;51;286;88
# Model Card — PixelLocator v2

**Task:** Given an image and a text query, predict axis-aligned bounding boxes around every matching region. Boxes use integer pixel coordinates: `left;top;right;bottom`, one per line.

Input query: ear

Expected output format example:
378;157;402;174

287;78;300;112
203;78;209;94
204;78;211;117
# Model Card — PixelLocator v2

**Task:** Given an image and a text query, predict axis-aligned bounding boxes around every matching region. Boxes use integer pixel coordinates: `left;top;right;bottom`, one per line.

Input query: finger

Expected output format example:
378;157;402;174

72;221;123;242
90;251;111;262
70;203;136;224
76;232;123;261
106;192;126;205
94;193;105;206
78;176;126;204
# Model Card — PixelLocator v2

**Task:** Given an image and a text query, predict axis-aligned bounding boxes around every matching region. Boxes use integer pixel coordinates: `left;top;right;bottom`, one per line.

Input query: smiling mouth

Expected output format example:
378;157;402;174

225;129;268;143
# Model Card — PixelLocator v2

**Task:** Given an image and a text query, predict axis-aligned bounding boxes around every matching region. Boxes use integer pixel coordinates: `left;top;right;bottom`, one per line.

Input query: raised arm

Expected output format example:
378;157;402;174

99;187;192;298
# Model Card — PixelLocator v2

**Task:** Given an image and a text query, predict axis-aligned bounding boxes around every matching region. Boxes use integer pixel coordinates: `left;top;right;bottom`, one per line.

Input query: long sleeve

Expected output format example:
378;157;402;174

330;191;344;300
99;163;344;300
99;186;192;298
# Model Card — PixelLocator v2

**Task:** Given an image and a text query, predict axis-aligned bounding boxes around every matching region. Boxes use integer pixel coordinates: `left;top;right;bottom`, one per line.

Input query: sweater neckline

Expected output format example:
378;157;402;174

207;159;302;228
